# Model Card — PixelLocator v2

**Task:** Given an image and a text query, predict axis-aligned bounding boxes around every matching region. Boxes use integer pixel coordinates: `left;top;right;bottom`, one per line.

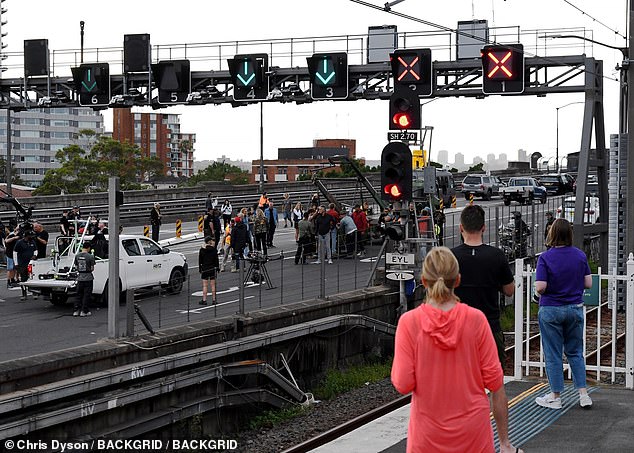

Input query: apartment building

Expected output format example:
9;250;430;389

0;108;104;187
112;109;195;177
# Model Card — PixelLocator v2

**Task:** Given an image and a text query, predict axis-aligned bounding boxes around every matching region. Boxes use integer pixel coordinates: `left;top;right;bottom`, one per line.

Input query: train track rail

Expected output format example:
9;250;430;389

280;394;411;453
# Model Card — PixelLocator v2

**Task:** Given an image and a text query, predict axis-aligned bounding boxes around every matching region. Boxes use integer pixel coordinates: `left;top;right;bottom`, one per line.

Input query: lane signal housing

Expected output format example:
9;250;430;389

481;43;525;94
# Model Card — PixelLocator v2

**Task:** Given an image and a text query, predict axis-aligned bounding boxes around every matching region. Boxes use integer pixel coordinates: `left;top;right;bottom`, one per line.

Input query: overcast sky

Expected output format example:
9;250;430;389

2;0;628;166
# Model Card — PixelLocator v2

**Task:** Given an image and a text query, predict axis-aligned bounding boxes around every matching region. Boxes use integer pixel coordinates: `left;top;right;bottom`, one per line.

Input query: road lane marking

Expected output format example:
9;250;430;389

176;296;254;314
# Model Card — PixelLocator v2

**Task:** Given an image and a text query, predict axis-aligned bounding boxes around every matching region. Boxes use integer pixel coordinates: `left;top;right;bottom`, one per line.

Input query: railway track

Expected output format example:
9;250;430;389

280;394;411;453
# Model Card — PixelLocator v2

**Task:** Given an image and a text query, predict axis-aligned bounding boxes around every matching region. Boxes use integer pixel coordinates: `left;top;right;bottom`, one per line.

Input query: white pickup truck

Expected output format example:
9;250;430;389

23;234;188;306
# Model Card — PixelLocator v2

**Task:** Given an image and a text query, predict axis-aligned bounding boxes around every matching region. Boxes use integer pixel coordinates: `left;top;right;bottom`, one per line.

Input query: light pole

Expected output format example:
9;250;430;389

259;102;264;193
555;101;584;173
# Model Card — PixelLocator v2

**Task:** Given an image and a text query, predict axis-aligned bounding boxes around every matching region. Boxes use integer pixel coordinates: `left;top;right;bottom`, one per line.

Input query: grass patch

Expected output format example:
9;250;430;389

313;361;392;401
500;305;515;332
248;405;309;430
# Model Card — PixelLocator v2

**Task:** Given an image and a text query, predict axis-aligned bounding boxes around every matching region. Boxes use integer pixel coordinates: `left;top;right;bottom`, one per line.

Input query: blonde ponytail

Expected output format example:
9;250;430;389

422;247;459;303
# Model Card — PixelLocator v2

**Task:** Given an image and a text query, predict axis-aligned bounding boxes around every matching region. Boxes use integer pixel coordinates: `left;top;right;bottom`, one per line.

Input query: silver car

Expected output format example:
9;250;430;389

461;174;501;200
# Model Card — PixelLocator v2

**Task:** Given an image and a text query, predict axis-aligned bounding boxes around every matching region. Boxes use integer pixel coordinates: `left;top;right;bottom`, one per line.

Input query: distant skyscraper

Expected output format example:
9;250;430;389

487;153;496;166
499;153;508;169
453;152;465;168
473;156;485;165
518;149;528;162
437;149;449;165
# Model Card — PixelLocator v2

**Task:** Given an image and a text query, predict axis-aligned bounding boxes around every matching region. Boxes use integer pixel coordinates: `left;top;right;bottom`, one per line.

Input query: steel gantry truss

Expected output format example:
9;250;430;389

0;51;608;263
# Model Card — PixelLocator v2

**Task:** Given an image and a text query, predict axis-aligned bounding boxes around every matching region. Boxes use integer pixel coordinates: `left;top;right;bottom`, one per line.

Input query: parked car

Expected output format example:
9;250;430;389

461;174;501;200
557;196;600;224
538;173;575;195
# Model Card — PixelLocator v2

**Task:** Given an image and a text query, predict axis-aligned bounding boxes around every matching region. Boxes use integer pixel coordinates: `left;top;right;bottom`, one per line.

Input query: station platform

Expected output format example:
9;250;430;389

310;379;634;453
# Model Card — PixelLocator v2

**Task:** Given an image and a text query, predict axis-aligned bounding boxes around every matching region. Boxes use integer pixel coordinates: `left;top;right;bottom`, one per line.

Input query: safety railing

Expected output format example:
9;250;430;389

512;255;634;389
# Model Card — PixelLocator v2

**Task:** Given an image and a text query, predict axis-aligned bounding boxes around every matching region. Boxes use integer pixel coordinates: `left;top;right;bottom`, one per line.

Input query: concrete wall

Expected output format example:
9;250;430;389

0;286;397;393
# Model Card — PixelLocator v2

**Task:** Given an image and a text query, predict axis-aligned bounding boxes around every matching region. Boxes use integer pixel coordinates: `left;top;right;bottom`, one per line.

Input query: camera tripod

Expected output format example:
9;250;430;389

243;253;275;289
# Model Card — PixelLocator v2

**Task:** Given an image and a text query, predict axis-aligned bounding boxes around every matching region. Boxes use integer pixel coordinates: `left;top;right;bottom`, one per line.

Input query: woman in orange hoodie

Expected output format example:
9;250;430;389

391;247;522;453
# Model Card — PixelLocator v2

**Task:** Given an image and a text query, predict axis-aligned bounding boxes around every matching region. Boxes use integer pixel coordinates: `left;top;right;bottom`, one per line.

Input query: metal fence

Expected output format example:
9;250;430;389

512;255;634;389
128;234;377;335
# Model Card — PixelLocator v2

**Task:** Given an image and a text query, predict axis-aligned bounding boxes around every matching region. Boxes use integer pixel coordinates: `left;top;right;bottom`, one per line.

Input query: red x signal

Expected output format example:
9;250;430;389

397;56;421;82
487;51;513;79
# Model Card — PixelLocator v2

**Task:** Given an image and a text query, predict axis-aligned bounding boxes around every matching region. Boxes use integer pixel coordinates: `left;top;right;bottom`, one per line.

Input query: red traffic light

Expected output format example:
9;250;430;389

383;183;403;199
392;112;412;129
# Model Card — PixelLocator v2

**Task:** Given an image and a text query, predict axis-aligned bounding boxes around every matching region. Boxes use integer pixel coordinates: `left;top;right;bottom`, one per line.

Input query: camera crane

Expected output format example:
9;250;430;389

0;187;33;228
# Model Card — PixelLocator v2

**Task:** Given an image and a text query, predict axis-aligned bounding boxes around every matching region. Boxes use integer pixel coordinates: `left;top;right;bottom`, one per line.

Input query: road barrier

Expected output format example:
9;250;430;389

198;215;204;232
469;193;474;205
451;195;457;208
143;225;150;237
176;219;182;238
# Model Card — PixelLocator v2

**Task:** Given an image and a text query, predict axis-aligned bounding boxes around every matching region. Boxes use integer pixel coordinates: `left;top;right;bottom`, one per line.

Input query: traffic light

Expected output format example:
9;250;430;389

228;53;269;101
481;44;524;94
306;52;348;100
71;63;110;107
390;48;432;96
151;60;191;105
389;91;420;130
381;142;412;202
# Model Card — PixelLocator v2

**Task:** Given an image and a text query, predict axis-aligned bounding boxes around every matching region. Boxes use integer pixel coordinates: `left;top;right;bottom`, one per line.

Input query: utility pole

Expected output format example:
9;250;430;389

615;1;634;259
259;102;264;193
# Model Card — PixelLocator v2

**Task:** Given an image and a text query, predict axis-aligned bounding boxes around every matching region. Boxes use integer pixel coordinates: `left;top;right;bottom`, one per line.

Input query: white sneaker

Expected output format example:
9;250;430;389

328;259;333;264
72;311;80;317
80;311;92;317
579;393;593;409
535;393;562;409
313;260;321;264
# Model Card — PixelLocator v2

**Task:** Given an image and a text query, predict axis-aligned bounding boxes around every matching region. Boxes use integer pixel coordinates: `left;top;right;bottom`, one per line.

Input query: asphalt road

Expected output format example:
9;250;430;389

0;194;564;363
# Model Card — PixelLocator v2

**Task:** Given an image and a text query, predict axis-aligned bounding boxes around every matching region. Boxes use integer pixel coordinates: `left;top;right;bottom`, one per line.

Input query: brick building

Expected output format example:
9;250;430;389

113;109;195;177
251;139;356;183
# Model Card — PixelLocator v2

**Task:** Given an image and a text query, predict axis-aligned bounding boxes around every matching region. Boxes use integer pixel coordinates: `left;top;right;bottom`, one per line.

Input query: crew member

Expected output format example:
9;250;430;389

73;242;95;317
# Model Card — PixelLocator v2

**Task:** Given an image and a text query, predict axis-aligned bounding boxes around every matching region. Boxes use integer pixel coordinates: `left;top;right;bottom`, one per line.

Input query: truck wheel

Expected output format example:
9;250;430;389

503;199;511;206
464;192;470;200
50;293;69;306
484;189;492;201
100;280;125;307
167;268;184;294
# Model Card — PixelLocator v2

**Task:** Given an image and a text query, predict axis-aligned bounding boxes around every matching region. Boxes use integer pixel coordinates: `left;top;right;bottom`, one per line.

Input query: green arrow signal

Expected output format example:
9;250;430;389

316;57;335;85
237;60;255;86
81;69;97;92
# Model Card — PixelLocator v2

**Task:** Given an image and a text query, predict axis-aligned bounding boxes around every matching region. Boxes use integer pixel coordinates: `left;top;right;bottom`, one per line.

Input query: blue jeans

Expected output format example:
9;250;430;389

329;229;337;255
318;234;331;261
538;304;587;393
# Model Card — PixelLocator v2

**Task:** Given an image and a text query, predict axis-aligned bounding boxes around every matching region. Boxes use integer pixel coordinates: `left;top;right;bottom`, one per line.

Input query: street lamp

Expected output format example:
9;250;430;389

556;101;584;173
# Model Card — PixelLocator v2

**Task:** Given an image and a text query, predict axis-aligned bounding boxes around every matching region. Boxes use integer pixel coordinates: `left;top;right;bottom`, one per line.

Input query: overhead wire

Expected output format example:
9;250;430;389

561;0;627;40
348;0;619;84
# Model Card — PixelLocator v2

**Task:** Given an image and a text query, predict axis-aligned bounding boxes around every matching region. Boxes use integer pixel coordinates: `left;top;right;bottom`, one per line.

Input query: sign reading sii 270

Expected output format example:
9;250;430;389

307;52;348;100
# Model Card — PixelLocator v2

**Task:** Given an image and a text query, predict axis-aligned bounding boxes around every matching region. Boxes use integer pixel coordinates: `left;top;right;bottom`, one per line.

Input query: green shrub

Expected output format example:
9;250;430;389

313;361;392;400
248;405;308;430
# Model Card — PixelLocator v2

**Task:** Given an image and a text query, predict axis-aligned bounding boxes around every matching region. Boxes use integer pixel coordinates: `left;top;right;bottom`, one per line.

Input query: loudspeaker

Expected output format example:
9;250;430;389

124;34;150;72
24;39;49;77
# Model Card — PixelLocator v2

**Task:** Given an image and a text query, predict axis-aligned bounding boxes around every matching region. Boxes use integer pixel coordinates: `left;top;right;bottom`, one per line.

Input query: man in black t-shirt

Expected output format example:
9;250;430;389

451;204;514;365
33;223;49;259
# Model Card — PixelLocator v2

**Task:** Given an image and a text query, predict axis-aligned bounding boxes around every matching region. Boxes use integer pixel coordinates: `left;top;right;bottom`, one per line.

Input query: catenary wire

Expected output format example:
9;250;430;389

561;0;627;40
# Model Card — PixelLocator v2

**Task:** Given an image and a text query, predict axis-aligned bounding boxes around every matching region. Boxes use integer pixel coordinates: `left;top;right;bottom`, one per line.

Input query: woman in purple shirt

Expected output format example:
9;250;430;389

534;218;593;410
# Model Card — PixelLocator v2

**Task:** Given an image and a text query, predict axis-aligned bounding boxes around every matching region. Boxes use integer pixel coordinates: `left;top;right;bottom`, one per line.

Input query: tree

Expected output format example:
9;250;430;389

188;161;249;186
0;157;25;186
468;162;484;173
449;167;458;173
33;136;164;195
